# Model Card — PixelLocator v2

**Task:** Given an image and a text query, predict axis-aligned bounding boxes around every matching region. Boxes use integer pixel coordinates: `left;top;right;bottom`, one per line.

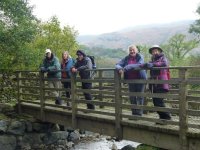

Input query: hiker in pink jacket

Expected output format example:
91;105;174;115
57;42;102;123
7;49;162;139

145;45;171;120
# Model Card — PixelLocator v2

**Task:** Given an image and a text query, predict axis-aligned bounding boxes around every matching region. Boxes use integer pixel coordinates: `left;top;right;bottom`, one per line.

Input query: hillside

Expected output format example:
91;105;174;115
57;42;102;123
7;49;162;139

77;20;195;50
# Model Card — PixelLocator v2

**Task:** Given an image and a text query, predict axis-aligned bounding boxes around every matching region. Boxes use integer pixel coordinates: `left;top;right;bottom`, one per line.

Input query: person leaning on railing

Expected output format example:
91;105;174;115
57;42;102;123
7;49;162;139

71;50;95;110
61;51;75;107
115;44;147;117
40;48;62;104
142;45;171;121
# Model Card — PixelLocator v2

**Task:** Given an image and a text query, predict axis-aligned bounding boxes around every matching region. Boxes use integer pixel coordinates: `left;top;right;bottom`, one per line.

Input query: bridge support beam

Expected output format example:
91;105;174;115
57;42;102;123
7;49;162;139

114;70;123;140
39;72;45;121
71;74;77;129
179;69;188;150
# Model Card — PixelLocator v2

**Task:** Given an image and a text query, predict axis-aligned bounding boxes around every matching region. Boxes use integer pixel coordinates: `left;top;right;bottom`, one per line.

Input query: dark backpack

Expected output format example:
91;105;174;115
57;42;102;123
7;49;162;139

87;55;96;69
87;55;96;78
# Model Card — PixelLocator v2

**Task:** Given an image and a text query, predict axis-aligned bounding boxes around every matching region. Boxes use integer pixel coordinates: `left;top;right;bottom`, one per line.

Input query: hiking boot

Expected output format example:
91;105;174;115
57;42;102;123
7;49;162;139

66;102;72;110
66;102;71;107
155;118;170;125
87;104;95;110
55;97;63;105
155;121;166;125
128;118;138;121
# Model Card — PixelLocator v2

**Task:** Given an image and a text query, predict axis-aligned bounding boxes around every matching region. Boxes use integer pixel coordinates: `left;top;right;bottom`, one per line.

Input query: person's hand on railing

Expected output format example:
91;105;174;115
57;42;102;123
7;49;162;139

71;67;77;73
141;63;154;69
146;63;154;68
118;69;124;74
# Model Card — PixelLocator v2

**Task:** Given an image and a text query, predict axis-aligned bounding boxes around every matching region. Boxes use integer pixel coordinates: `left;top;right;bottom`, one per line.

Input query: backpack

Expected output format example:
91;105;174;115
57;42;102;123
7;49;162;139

87;55;96;69
87;55;97;78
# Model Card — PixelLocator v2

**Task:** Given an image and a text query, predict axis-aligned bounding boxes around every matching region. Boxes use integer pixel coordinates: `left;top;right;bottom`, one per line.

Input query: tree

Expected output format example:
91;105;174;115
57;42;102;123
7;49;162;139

0;0;38;69
189;5;200;40
162;34;199;66
136;45;151;62
27;16;79;69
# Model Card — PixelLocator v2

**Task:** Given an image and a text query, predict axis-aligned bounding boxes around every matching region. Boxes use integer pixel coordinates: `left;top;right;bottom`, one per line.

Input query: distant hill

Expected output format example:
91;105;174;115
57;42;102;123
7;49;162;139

77;20;196;50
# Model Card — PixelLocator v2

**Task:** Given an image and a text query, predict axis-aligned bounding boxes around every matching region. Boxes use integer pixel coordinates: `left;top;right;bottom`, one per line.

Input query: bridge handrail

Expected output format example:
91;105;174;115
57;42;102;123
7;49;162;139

2;66;200;150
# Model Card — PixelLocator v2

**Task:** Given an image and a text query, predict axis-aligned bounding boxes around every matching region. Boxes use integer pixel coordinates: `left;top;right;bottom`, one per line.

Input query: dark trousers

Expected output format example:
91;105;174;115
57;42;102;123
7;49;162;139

128;83;145;116
82;82;95;109
63;82;71;98
153;89;171;120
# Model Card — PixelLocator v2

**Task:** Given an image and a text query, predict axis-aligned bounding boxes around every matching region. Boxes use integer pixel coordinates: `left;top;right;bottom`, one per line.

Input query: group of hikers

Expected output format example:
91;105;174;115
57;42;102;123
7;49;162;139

116;44;171;121
40;49;95;110
40;44;171;124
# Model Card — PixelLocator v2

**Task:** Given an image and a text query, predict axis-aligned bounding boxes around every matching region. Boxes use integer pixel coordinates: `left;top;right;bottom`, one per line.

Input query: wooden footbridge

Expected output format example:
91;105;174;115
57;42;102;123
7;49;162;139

1;67;200;150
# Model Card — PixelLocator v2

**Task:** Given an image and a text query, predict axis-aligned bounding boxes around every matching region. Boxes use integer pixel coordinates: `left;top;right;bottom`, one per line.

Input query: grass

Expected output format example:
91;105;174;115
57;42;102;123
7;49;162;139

136;144;163;150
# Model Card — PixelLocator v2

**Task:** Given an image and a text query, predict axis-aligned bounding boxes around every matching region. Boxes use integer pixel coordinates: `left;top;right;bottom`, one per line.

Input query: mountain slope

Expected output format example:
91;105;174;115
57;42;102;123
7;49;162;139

77;20;195;49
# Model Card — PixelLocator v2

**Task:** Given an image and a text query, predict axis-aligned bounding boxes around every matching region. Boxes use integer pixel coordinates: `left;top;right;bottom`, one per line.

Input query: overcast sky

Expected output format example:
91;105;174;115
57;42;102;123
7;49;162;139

29;0;200;35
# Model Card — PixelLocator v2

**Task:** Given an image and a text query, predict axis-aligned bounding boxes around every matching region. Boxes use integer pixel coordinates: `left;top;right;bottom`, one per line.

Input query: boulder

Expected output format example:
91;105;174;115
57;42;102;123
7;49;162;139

121;144;136;150
7;120;25;135
0;135;16;150
0;120;9;133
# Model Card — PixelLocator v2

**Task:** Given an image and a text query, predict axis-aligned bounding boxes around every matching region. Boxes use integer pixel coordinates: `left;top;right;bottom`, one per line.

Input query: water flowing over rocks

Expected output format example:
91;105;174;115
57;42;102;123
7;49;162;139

0;103;140;150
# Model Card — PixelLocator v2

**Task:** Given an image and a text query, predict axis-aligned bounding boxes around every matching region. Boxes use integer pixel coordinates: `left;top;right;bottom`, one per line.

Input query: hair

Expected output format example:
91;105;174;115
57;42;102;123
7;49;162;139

62;51;69;58
127;44;138;53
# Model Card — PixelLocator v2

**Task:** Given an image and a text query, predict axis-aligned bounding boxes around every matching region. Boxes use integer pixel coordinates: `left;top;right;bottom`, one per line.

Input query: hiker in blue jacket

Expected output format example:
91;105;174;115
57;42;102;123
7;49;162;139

61;51;74;107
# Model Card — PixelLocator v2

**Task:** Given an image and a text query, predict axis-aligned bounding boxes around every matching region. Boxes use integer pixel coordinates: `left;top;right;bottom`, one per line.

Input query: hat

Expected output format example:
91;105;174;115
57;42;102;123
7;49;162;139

76;50;86;57
45;49;51;54
149;45;163;54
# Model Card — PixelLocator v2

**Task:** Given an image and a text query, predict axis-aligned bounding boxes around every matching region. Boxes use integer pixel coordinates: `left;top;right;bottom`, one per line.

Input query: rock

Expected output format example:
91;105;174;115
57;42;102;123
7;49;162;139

21;133;44;146
121;144;136;150
32;122;49;132
25;121;32;132
106;136;112;140
67;127;74;133
68;130;80;142
16;136;23;148
21;143;31;150
31;143;40;149
57;145;65;150
0;135;16;150
0;120;9;133
111;143;118;150
94;133;100;138
7;120;25;135
38;144;46;149
42;131;68;145
79;129;85;134
66;141;74;148
57;139;66;145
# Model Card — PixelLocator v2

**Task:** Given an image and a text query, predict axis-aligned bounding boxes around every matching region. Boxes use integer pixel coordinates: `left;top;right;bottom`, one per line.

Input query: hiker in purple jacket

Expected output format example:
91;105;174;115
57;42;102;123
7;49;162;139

116;44;147;116
144;45;171;120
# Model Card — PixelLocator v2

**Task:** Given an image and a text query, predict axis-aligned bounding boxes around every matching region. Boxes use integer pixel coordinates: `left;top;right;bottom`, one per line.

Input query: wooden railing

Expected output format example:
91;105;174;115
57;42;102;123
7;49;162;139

1;67;200;150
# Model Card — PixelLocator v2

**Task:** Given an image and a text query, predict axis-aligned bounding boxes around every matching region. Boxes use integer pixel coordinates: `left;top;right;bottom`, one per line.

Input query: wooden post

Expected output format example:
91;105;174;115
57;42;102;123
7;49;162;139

114;70;122;140
71;73;77;129
39;72;45;121
178;68;188;150
99;70;104;108
17;71;22;114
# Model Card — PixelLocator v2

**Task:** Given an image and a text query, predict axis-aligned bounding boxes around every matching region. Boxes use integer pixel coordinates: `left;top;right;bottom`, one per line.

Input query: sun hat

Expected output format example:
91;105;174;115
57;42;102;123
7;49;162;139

149;45;163;54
